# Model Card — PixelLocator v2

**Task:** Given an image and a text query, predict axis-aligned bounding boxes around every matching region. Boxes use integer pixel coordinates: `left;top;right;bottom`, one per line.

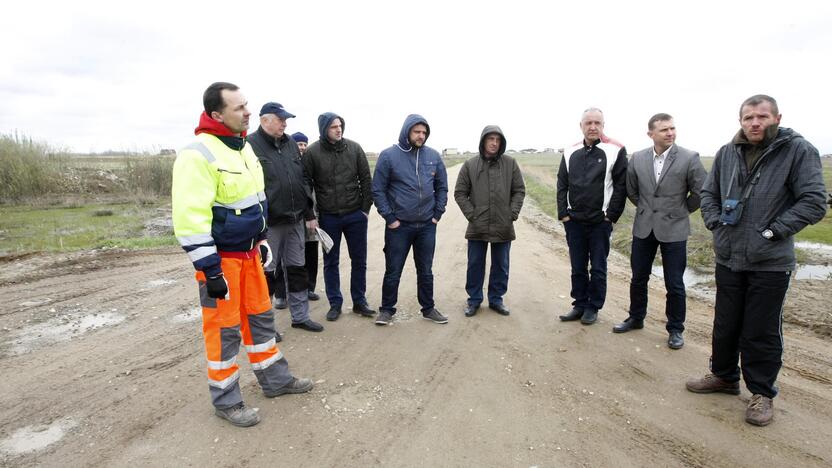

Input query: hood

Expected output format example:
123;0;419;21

397;114;431;151
478;125;507;159
317;112;344;141
194;111;247;138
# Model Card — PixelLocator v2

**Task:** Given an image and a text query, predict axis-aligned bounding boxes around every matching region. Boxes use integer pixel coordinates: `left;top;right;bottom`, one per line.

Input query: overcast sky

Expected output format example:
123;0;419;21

2;1;831;156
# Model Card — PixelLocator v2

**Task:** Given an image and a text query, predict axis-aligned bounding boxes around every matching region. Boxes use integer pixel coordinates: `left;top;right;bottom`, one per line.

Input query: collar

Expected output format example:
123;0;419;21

194;111;247;138
652;144;672;159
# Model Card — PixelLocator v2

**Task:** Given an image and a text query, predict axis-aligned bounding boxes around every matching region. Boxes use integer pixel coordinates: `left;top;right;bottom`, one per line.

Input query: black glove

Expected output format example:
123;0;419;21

206;273;228;299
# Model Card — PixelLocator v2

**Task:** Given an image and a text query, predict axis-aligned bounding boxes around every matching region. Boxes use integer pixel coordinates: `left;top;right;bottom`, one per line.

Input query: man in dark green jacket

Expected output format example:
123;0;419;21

302;112;376;321
454;125;525;317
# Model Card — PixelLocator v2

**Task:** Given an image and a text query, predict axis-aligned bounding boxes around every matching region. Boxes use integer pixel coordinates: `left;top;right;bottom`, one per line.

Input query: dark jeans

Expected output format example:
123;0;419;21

629;232;687;332
319;210;368;308
564;220;612;311
274;241;319;298
711;264;790;398
466;240;511;307
380;221;436;314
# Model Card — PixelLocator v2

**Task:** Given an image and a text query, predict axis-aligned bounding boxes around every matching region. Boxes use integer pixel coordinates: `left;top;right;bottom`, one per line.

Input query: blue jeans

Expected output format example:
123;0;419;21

628;231;687;332
380;221;436;314
318;210;368;308
466;240;511;307
564;220;612;311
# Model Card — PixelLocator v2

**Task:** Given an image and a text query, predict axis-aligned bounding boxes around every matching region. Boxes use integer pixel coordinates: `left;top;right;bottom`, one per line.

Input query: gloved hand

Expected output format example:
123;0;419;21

206;273;229;299
256;239;273;267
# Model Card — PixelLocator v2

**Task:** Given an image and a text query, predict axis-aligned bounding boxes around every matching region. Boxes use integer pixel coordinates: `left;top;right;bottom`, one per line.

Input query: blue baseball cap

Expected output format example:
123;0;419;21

259;102;296;119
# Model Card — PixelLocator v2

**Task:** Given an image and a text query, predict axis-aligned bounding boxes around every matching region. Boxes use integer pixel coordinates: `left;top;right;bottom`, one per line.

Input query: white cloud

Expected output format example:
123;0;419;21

1;0;831;154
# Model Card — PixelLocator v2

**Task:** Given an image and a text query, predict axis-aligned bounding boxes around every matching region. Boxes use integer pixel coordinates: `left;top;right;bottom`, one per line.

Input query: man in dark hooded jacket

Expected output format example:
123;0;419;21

302;113;376;322
454;126;525;317
372;114;449;325
686;95;827;427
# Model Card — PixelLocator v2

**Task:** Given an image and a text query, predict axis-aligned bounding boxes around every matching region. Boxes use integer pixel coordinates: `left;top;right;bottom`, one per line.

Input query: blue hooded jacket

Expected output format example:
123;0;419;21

372;114;448;224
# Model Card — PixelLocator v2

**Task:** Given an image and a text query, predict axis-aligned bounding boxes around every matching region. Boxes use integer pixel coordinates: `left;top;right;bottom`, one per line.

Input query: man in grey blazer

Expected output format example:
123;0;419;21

613;113;706;349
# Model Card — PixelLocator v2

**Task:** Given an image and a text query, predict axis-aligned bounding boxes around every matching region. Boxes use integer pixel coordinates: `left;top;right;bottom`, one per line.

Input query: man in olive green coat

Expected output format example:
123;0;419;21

454;125;526;317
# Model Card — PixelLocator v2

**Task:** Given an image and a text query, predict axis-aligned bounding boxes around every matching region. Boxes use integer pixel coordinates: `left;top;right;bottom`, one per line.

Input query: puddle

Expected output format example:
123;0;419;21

651;266;712;286
795;264;832;280
0;418;77;455
7;311;126;355
795;241;832;254
146;279;176;288
171;306;200;323
18;298;52;308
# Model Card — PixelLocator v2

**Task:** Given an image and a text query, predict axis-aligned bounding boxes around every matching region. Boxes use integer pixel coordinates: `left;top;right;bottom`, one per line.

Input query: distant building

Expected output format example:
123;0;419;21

443;148;460;157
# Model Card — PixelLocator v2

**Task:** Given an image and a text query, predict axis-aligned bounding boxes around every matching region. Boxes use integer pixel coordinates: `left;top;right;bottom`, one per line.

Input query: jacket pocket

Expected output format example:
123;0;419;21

746;230;792;265
216;168;248;201
712;225;730;259
473;205;489;220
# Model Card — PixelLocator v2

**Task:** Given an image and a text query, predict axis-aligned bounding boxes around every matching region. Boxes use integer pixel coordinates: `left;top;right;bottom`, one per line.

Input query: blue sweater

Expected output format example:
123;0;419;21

372;114;448;224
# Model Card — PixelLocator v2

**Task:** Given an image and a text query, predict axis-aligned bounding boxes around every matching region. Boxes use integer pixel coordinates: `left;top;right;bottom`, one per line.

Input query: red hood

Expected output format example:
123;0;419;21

194;111;247;138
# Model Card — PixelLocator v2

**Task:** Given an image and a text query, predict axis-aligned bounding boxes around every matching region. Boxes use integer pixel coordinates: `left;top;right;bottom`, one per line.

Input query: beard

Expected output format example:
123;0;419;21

409;139;424;148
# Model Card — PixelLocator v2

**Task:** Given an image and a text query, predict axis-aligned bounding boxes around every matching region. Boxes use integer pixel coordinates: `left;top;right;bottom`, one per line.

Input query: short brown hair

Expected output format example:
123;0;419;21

648;113;673;131
203;82;239;115
739;94;778;118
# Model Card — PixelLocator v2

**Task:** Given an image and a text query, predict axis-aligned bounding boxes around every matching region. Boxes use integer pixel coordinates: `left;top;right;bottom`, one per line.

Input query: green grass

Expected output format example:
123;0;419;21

0;203;175;256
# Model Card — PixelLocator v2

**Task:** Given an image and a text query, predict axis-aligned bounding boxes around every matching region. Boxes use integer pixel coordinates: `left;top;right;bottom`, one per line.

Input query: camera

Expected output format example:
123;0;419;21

719;198;743;225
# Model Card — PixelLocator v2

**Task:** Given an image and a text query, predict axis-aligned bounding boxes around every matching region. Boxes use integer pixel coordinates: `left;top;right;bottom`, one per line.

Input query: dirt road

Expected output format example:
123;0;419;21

2;165;831;467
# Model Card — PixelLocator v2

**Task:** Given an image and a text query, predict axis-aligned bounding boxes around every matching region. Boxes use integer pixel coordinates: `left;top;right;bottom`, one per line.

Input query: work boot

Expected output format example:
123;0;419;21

559;308;583;321
422;308;448;324
214;402;260;427
307;290;320;301
264;377;314;398
326;306;342;321
685;374;741;395
667;331;684;350
274;297;288;310
745;394;774;426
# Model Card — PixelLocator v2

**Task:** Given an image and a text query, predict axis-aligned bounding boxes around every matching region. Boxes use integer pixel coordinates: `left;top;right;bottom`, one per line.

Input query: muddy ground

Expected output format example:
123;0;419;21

1;166;830;467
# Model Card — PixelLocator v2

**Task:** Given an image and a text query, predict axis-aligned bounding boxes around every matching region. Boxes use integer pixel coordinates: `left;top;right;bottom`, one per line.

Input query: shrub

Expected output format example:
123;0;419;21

0;133;67;202
123;156;174;197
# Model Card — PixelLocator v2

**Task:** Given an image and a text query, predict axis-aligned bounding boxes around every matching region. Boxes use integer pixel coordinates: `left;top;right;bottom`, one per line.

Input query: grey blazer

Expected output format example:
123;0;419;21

626;144;707;242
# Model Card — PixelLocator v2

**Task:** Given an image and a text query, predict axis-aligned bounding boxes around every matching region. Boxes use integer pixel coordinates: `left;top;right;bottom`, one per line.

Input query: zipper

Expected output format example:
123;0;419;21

240;149;266;248
416;148;422;206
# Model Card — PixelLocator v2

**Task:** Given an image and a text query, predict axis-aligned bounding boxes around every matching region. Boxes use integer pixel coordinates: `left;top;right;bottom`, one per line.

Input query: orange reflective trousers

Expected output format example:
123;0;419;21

196;249;290;408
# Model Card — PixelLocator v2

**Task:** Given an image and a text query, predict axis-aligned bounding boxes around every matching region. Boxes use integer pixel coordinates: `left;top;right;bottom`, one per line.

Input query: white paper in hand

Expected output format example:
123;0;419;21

316;227;334;253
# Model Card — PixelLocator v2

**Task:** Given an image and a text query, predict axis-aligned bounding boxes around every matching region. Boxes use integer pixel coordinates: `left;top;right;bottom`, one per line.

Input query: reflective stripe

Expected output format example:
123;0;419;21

213;193;261;210
250;351;283;371
257;191;266;201
187;245;218;262
208;370;240;389
244;337;275;354
184;142;216;163
207;356;237;370
177;233;214;246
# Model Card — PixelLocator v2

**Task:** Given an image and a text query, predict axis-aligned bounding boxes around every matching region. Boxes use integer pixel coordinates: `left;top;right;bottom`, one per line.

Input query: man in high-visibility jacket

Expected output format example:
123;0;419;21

172;82;313;427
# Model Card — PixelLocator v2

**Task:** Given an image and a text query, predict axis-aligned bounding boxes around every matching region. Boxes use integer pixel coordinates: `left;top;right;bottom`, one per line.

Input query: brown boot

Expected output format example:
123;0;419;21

745;394;774;426
685;374;741;395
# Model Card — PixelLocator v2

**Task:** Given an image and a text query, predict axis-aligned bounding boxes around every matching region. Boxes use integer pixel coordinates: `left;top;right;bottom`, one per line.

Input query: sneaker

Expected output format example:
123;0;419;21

263;377;314;398
745;394;774;426
326;306;342;321
214;402;260;427
352;303;377;317
685;374;741;395
422;308;448;324
375;310;393;326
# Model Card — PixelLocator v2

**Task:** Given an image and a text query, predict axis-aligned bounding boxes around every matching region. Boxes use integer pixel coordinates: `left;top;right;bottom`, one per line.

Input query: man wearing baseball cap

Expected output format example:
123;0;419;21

248;102;324;334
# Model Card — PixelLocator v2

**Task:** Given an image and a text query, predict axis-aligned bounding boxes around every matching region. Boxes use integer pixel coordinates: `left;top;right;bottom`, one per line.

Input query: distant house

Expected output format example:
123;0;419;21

443;148;460;157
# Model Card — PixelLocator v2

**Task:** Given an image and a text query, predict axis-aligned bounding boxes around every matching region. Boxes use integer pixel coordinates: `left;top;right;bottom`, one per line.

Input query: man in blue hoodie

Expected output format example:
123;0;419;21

372;115;449;325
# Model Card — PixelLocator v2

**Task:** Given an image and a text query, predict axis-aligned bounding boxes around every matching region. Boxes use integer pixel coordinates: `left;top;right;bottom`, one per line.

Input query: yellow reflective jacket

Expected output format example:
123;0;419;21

172;133;267;276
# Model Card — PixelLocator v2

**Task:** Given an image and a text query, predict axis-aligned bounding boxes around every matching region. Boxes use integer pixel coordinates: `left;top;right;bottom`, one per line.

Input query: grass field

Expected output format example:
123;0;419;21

516;154;832;268
0;202;175;256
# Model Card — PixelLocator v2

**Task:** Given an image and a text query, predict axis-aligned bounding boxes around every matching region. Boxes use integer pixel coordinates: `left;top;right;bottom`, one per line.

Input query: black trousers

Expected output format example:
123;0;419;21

273;241;320;299
711;263;791;398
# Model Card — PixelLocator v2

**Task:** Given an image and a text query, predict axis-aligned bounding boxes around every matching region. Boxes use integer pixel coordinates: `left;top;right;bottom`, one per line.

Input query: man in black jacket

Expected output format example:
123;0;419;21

248;102;323;334
686;95;827;426
303;112;376;321
557;108;628;325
